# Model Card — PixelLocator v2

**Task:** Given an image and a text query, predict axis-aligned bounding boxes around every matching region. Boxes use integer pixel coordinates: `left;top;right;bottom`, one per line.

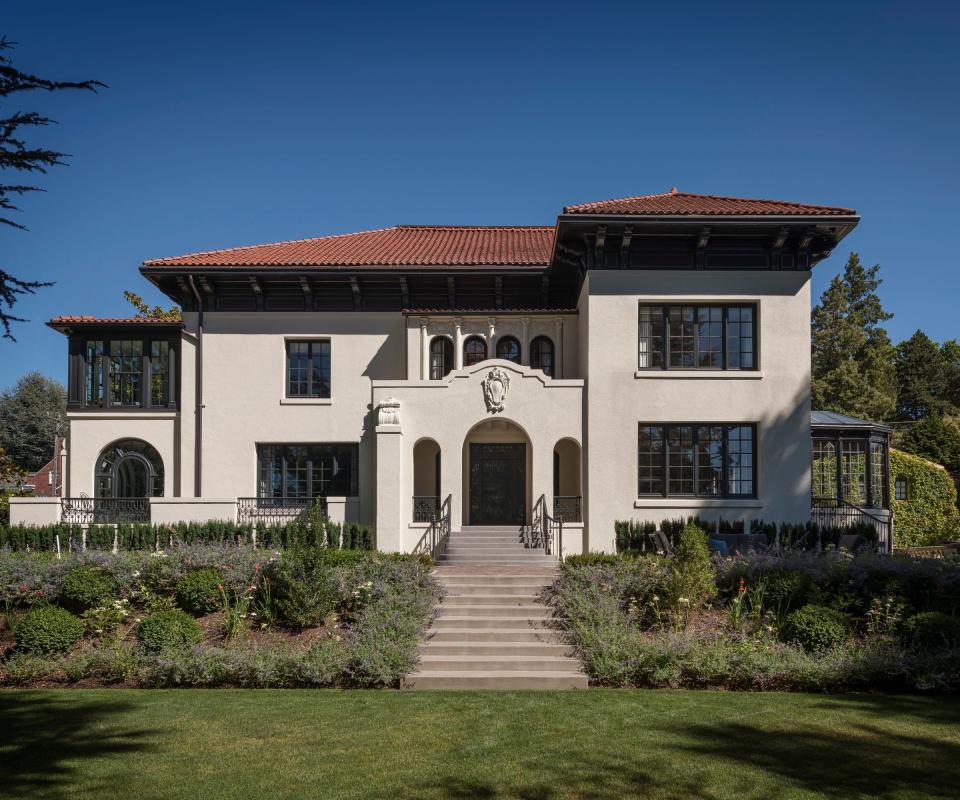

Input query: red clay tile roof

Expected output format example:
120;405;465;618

142;225;555;269
563;189;856;217
48;316;182;326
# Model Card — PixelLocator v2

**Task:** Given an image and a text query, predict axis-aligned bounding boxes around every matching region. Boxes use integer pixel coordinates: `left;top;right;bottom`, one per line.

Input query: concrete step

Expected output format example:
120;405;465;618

419;642;572;657
438;604;552;618
442;546;531;555
436;555;558;564
439;583;548;596
403;671;588;690
431;616;553;629
458;527;524;533
425;628;564;643
418;655;579;672
441;594;543;606
438;575;556;586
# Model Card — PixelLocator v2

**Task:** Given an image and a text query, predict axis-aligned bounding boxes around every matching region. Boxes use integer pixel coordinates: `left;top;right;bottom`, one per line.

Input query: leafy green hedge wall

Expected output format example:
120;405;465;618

890;448;960;548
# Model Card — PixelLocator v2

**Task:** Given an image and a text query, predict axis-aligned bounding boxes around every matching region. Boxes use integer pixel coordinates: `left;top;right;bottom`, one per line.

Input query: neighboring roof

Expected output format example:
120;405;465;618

141;225;555;269
811;410;892;432
564;189;856;217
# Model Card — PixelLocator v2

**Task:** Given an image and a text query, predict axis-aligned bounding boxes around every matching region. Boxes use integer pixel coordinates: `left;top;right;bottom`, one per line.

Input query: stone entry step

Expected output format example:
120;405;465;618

404;562;587;691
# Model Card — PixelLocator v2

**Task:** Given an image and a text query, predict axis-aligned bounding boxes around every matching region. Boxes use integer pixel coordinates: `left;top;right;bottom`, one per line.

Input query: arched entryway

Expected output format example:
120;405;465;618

462;419;531;526
412;438;441;521
95;438;164;498
553;438;582;522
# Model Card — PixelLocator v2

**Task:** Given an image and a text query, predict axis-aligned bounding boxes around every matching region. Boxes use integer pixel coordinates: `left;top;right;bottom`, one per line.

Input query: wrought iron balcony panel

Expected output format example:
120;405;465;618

236;496;323;526
413;496;440;523
553;495;582;523
60;497;150;525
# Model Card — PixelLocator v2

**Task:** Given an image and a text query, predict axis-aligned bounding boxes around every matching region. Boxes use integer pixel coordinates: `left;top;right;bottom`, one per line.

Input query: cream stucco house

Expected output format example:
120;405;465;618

17;189;885;555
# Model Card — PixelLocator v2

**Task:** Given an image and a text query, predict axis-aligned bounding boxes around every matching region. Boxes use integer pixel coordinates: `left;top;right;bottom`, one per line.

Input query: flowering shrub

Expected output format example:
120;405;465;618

81;599;132;635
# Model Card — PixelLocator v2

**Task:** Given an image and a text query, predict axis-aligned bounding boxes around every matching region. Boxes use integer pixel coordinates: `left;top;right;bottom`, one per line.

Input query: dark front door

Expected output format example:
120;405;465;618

469;443;526;525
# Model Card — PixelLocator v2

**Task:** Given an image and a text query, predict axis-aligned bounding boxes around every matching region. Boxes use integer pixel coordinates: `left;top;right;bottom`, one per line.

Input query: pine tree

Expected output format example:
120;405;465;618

0;38;103;339
898;414;960;476
944;340;960;412
811;253;897;421
895;330;951;420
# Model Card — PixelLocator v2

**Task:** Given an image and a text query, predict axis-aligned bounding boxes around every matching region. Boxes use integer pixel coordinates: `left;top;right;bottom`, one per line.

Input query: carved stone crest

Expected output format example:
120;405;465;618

377;397;401;426
482;368;510;414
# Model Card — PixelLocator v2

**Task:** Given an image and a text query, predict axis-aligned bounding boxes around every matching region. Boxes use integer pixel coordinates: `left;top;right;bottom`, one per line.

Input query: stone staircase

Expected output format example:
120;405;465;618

404;526;587;690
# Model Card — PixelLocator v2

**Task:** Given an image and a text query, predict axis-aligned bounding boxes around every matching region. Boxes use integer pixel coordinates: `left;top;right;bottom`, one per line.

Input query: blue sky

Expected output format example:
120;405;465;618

2;0;958;387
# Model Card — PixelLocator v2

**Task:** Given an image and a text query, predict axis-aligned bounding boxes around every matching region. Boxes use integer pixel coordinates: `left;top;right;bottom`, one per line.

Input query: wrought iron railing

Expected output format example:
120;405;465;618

60;496;150;525
412;495;440;523
236;496;325;526
412;494;451;559
553;495;582;523
526;494;562;558
811;496;892;553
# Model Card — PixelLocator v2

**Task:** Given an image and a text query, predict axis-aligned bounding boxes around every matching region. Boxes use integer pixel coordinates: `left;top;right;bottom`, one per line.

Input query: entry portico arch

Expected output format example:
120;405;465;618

461;418;532;526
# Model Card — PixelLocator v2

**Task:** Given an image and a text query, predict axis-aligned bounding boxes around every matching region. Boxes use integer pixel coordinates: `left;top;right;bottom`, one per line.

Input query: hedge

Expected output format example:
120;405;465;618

0;519;377;553
890;449;960;549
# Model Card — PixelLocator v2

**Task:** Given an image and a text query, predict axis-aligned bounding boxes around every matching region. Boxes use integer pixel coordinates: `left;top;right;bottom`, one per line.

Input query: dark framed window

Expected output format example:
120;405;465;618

429;336;454;380
530;336;554;377
463;336;487;367
286;340;330;398
95;438;164;498
257;443;359;499
73;337;178;410
638;304;756;370
496;336;521;363
638;423;756;498
894;477;909;502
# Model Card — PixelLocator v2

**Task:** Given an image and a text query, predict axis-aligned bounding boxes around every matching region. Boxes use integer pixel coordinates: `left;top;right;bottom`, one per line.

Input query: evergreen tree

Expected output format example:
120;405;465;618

895;330;951;420
0;38;102;339
944;340;960;412
0;372;67;471
811;253;897;421
898;414;960;477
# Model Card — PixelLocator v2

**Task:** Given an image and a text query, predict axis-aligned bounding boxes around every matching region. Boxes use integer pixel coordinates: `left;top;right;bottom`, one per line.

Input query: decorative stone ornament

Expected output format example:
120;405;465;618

377;397;401;426
482;368;510;414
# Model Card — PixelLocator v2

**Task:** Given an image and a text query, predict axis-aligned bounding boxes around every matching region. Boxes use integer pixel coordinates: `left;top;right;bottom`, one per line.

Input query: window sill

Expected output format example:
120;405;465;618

67;408;179;419
635;370;763;380
279;397;333;406
634;498;763;509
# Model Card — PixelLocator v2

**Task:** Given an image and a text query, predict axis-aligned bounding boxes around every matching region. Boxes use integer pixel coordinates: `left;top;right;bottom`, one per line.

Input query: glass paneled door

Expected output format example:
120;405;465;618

469;443;526;525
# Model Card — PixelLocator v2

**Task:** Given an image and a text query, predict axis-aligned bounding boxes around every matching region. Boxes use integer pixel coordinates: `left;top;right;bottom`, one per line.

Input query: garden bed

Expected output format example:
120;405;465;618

547;525;960;692
0;544;440;688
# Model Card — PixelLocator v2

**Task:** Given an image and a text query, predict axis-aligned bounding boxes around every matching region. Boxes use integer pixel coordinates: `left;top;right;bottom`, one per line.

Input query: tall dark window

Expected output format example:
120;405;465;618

109;340;144;407
95;439;164;498
74;336;177;410
530;336;554;377
86;340;105;406
638;304;756;370
894;477;909;502
286;340;331;398
257;443;359;499
638;423;756;498
429;336;453;380
463;336;487;366
496;336;521;363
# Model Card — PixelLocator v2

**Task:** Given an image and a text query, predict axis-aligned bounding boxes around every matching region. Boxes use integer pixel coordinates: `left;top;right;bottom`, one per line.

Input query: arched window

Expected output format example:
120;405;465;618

429;336;454;380
530;336;554;377
95;439;164;498
496;336;521;364
463;336;487;367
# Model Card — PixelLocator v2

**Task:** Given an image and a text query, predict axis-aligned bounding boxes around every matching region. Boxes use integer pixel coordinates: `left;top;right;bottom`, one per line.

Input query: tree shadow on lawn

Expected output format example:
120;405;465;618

0;692;155;799
399;695;960;800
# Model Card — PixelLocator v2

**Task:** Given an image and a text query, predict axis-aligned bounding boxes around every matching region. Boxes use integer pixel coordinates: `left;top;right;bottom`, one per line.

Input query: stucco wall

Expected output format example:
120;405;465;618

371;360;584;551
582;270;812;552
194;312;405;524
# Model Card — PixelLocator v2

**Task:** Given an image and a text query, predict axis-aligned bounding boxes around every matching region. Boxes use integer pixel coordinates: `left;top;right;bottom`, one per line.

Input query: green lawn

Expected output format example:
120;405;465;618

1;690;958;800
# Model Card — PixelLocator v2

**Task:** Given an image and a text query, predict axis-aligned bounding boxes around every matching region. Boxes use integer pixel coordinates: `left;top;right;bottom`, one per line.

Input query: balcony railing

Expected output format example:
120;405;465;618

237;496;325;526
412;495;440;523
60;497;150;525
811;496;892;553
553;495;582;523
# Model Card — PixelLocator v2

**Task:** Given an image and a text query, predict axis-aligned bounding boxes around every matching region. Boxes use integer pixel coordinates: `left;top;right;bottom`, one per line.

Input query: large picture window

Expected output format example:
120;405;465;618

286;340;331;398
257;443;359;499
638;423;756;498
638;304;756;370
